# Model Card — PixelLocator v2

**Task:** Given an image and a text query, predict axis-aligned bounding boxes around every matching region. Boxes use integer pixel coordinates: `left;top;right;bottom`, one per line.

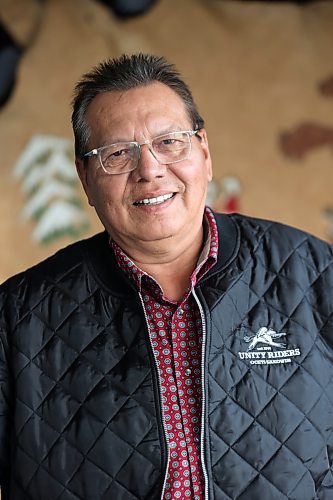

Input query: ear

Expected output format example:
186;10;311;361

75;158;94;206
197;129;213;182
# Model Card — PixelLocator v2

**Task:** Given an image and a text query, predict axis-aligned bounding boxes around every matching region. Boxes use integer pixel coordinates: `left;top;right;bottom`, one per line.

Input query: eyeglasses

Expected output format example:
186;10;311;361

83;130;199;175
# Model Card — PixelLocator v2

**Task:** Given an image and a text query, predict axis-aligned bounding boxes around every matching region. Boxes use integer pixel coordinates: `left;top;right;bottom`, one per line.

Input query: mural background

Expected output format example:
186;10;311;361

0;0;333;283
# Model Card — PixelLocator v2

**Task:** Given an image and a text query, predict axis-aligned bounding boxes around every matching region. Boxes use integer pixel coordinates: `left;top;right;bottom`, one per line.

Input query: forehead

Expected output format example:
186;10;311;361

85;82;191;138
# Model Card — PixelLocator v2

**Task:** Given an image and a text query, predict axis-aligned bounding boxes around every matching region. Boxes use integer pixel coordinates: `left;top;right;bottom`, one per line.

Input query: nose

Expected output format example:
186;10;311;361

133;142;167;181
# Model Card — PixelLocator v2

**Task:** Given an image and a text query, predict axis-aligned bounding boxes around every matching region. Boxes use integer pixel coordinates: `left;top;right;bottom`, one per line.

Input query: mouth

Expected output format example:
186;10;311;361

133;192;175;206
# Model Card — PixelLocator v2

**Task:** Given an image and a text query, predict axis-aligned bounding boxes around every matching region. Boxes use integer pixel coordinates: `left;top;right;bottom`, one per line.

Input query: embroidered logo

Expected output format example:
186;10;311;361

244;327;286;351
238;326;301;365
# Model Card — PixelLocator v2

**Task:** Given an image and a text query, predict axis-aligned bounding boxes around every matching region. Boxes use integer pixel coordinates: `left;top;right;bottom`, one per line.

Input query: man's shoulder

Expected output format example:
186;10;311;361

213;211;333;268
0;232;109;294
220;212;332;249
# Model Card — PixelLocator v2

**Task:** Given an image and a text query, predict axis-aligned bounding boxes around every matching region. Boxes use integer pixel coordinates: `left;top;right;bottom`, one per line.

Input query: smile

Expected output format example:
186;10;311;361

134;193;174;206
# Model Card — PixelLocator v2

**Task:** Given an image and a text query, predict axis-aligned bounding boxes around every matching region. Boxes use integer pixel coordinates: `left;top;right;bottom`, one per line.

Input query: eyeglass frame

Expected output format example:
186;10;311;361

82;129;200;175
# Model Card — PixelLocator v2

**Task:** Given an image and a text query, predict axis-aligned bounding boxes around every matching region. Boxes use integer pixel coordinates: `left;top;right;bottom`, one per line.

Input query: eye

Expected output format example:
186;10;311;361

154;136;184;151
103;146;131;162
161;138;177;145
111;148;129;157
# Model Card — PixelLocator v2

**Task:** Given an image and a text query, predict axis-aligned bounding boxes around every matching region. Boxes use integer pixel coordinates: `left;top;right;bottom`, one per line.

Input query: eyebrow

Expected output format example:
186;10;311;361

99;126;191;146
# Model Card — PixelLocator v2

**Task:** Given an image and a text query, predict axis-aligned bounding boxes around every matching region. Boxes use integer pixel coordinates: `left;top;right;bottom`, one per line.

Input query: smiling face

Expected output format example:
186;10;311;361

76;82;212;256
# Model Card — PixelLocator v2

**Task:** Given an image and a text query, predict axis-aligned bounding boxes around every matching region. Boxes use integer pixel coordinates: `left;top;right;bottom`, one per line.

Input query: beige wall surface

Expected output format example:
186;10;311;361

0;0;333;282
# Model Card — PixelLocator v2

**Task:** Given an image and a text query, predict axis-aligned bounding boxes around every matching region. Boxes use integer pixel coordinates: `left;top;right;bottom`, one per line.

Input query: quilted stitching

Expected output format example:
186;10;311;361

204;216;333;499
1;256;163;499
1;214;333;499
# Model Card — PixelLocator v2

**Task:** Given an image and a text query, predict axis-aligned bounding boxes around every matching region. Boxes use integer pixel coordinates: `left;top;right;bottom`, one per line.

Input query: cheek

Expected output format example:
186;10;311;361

183;164;210;190
90;176;127;210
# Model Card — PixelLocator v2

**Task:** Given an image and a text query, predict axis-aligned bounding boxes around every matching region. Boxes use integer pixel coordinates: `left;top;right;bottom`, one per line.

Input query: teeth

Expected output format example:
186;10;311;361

135;193;174;206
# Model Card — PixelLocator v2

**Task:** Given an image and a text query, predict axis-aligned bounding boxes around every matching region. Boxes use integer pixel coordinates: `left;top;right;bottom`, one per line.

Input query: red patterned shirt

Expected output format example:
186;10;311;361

111;208;218;500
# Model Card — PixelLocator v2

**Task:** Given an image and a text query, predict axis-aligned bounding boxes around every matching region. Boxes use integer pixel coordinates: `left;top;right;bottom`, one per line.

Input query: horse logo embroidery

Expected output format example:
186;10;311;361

244;327;287;351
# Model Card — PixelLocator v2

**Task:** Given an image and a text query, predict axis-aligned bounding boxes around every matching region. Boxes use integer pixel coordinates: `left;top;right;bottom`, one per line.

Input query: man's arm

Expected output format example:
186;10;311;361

0;326;12;496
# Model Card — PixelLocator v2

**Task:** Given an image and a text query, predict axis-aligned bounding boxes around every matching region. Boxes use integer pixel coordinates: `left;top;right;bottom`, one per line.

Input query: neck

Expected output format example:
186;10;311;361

115;225;205;302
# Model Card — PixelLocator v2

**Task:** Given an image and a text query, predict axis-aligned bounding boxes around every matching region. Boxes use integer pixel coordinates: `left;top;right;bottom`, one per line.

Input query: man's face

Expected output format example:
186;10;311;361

76;82;212;251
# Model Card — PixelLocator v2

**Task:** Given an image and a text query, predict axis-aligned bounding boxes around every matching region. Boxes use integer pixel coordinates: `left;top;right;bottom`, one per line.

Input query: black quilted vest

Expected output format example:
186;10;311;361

0;213;332;499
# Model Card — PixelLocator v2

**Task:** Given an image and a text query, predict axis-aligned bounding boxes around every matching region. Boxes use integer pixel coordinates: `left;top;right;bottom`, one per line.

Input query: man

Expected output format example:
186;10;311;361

0;54;332;500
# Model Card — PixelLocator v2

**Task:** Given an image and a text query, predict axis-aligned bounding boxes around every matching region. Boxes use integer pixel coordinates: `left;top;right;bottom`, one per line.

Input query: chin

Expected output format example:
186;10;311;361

144;223;182;241
138;230;176;243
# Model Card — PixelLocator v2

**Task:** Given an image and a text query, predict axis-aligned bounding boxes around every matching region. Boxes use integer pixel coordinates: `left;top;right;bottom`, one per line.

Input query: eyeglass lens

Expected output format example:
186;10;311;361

99;131;192;174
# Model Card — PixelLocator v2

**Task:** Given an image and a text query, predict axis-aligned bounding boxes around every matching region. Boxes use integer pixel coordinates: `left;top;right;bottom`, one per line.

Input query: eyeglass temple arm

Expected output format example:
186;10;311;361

83;149;98;158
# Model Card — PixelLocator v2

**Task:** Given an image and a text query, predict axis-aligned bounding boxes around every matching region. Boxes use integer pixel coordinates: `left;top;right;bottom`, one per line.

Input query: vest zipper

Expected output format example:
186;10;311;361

138;292;170;500
192;288;209;500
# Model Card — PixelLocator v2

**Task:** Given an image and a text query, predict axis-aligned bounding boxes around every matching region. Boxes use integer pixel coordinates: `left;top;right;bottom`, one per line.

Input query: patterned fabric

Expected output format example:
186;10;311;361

111;208;218;499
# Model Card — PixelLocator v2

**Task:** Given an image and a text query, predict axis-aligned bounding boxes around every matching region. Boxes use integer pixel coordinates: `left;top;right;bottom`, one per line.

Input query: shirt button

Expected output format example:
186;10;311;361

177;308;183;318
184;368;192;376
194;436;200;442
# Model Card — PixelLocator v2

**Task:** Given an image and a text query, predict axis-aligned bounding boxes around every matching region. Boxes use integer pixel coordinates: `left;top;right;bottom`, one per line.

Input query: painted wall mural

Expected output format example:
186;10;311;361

14;135;89;244
206;175;242;215
279;74;333;242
